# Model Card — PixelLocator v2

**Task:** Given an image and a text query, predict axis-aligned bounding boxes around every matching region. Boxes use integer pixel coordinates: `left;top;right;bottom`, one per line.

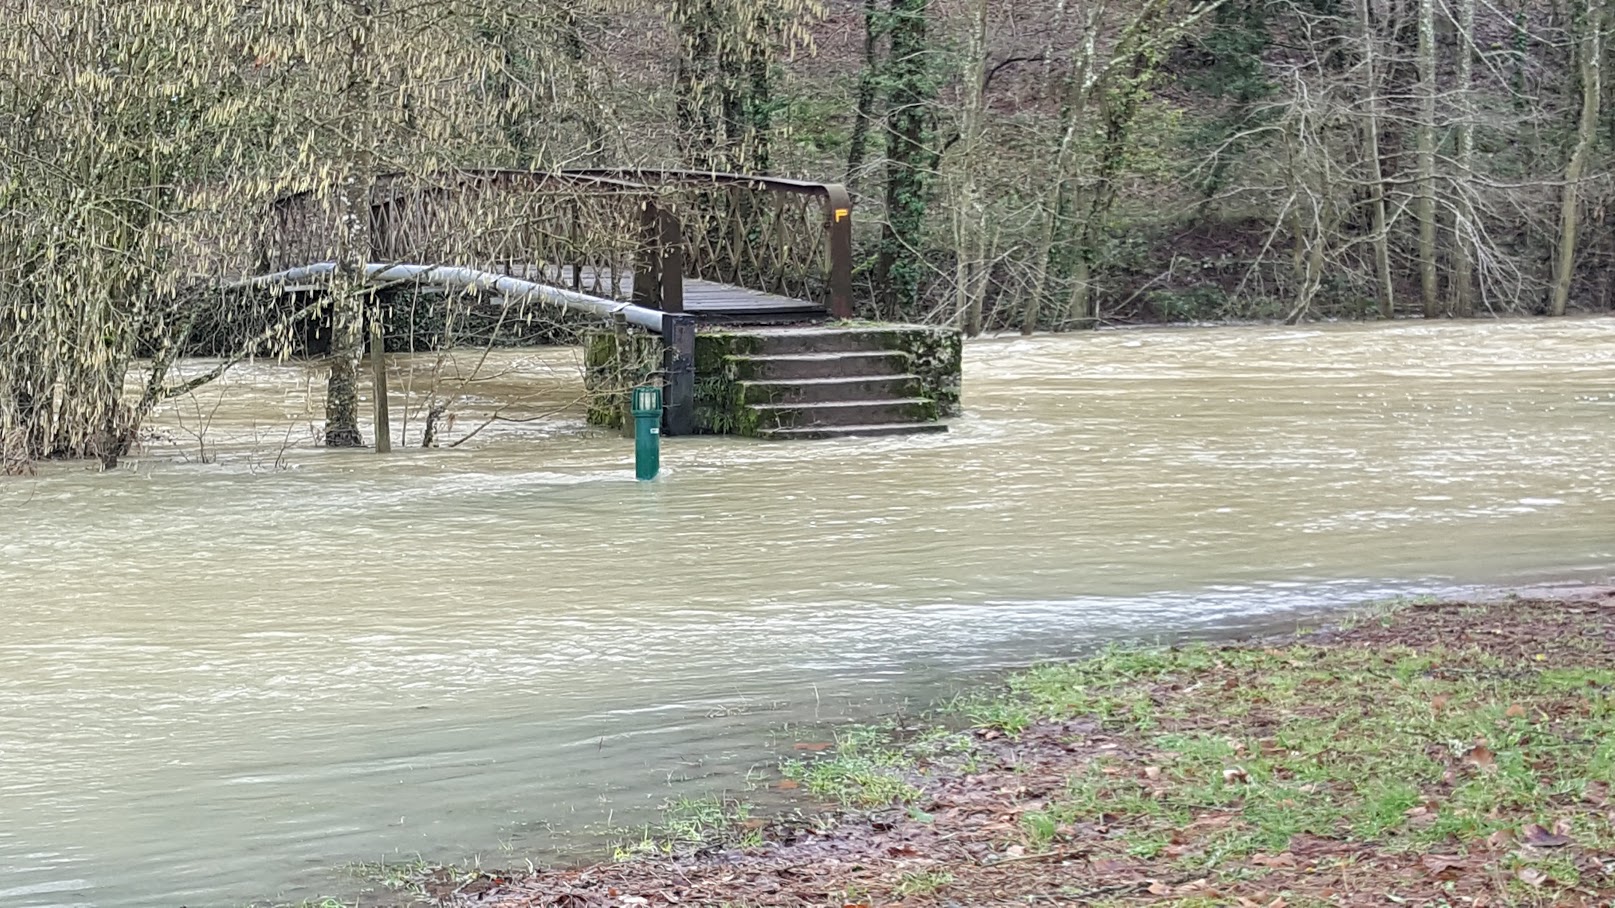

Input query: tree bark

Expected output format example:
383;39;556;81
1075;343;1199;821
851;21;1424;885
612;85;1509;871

875;0;935;320
1551;0;1603;316
325;0;375;449
953;0;989;336
1416;0;1440;317
845;0;881;189
1022;3;1102;335
1451;0;1476;317
1357;0;1396;318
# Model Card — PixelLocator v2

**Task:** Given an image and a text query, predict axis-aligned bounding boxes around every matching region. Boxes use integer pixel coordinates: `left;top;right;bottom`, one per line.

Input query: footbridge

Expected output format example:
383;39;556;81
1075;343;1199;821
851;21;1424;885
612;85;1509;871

243;169;958;439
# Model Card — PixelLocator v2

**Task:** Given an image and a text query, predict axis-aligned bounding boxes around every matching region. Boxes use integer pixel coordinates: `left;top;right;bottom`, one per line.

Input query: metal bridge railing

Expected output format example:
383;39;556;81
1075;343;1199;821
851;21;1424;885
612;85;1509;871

261;168;855;320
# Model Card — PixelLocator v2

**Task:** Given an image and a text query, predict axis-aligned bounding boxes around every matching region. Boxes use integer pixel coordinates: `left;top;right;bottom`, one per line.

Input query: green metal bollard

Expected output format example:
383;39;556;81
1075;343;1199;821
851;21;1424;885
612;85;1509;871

631;385;662;481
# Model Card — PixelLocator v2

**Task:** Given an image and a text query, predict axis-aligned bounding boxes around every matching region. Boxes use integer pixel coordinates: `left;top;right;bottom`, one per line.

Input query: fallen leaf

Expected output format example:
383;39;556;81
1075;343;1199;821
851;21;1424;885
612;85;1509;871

1089;857;1128;874
1223;766;1250;784
776;779;799;790
620;898;650;907
1252;852;1298;867
793;742;833;752
1517;866;1548;887
1583;781;1609;806
1422;854;1467;877
1431;694;1450;712
1522;823;1573;848
1486;828;1515;850
1552;817;1574;837
1403;805;1438;828
1505;703;1528;718
1465;742;1495;769
1147;882;1172;895
1144;766;1162;781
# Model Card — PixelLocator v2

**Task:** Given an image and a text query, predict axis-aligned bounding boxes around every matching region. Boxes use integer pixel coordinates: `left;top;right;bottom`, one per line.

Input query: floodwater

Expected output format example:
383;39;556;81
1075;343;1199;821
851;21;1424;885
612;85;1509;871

2;319;1612;907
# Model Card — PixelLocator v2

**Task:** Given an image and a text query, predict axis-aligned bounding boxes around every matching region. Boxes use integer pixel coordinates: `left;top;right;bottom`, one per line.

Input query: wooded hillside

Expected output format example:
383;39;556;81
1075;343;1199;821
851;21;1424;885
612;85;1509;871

1;0;1607;464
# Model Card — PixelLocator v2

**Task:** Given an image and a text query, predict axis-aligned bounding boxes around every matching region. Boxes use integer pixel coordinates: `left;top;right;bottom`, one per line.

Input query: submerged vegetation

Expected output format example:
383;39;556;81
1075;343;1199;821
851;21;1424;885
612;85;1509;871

314;593;1615;907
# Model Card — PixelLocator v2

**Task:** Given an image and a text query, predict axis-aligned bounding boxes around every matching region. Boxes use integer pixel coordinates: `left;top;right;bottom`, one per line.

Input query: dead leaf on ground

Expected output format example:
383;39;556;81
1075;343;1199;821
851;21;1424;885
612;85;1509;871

1486;829;1515;850
1143;766;1162;781
1505;703;1527;718
793;742;833;752
1421;854;1468;877
1431;694;1450;712
1403;805;1438;828
1465;742;1496;769
1584;781;1609;806
1522;823;1574;848
1517;866;1549;887
775;779;799;790
1147;881;1172;895
1252;852;1297;868
1223;766;1249;784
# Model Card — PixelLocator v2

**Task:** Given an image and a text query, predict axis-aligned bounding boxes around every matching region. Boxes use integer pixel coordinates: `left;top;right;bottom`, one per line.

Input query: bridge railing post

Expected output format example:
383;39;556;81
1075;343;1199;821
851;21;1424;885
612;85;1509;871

634;198;662;310
661;313;697;437
824;185;855;320
658;206;685;314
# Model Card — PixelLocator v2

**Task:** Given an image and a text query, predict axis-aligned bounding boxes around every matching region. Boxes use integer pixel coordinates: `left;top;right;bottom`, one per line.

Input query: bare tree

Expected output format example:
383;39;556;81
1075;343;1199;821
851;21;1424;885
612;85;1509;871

1551;0;1605;316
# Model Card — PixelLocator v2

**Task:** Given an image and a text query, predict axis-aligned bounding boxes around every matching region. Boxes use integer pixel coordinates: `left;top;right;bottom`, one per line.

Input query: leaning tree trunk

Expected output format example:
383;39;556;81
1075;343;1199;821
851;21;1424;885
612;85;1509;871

1551;0;1603;316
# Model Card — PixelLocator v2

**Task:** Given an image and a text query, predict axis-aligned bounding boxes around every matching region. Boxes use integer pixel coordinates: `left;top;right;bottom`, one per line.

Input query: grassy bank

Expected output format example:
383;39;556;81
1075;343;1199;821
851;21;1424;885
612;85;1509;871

326;592;1615;907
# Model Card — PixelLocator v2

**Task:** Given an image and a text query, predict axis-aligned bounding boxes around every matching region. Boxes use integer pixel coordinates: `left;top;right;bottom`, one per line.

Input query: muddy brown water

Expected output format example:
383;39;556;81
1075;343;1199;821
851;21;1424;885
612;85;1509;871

2;320;1612;907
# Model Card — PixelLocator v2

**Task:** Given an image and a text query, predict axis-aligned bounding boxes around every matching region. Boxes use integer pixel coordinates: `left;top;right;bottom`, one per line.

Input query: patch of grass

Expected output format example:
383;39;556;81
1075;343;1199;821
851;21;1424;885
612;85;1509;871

782;725;922;806
901;600;1615;898
611;795;762;859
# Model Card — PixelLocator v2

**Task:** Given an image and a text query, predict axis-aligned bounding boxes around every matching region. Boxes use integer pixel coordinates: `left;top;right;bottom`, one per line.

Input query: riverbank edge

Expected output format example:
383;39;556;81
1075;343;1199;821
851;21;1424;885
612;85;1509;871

326;588;1615;908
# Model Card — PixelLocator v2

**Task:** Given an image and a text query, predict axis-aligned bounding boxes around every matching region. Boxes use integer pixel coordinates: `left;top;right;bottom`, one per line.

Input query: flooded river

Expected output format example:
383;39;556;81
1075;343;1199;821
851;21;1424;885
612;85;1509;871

2;320;1612;907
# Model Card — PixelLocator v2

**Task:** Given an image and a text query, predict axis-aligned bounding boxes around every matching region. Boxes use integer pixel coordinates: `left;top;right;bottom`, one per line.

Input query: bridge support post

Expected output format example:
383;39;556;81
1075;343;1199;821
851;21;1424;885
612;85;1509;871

662;313;697;437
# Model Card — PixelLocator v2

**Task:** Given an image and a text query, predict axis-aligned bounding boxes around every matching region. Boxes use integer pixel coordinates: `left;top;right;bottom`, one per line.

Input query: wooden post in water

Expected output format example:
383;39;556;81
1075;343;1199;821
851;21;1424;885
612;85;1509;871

370;303;392;454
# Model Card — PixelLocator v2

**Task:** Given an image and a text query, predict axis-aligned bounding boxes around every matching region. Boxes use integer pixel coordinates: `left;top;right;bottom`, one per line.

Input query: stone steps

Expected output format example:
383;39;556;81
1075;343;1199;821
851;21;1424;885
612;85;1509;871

747;398;938;432
740;375;922;406
691;325;958;440
758;422;951;441
728;351;913;381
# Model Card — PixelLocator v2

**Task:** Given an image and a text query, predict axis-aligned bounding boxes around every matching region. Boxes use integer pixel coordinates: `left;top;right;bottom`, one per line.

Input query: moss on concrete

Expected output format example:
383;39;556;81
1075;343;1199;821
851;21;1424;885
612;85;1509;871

873;327;963;417
583;327;662;430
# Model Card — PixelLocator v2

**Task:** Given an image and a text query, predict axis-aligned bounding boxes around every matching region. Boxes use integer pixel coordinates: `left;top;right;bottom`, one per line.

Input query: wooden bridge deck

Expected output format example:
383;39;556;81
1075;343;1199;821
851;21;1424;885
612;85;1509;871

530;266;830;324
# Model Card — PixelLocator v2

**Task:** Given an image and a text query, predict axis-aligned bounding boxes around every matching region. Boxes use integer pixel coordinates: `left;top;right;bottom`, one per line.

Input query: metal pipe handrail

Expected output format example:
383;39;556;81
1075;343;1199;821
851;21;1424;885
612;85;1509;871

231;262;669;332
